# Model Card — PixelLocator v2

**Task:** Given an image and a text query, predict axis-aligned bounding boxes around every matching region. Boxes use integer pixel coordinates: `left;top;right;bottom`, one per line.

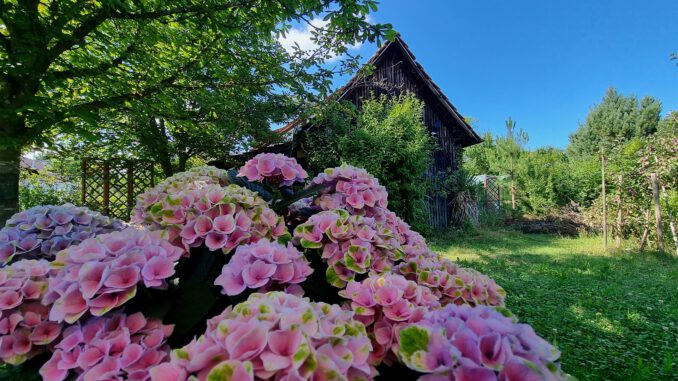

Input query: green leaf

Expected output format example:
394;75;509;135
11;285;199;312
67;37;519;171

398;326;430;358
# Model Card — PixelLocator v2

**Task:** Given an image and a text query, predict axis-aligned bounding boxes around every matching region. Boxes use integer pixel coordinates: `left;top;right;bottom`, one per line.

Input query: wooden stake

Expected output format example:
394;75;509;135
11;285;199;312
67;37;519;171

639;209;651;252
601;150;607;250
650;173;664;251
616;174;623;249
653;155;678;255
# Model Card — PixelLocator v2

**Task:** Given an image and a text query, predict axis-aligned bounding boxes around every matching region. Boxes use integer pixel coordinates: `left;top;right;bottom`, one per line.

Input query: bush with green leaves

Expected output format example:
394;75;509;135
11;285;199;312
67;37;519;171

304;94;434;231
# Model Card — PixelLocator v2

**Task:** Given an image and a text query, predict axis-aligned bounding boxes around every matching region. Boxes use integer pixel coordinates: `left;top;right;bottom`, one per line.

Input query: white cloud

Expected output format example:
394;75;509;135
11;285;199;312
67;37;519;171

278;16;371;61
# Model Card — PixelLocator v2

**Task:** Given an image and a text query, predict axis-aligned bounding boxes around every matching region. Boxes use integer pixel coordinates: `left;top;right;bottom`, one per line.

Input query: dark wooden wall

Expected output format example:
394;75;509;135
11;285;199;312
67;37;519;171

340;46;465;230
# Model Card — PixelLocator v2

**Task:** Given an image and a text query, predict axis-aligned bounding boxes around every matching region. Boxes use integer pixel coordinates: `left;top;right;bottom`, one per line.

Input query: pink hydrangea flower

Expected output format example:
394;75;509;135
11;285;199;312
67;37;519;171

310;164;389;217
39;312;173;381
215;240;313;295
0;259;61;365
396;304;570;381
396;252;506;307
293;209;402;287
238;153;308;187
150;291;375;381
45;228;183;323
339;274;440;366
132;177;289;254
0;204;125;264
131;166;229;225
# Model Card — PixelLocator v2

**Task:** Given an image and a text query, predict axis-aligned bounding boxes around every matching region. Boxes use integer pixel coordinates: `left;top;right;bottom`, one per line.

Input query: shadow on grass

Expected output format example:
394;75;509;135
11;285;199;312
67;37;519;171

432;229;678;381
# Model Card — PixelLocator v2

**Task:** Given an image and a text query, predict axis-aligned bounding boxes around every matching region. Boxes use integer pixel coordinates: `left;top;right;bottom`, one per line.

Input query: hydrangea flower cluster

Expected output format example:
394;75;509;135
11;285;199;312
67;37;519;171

311;165;389;217
238;153;308;187
40;312;173;381
294;209;402;287
215;239;313;295
375;210;429;259
397;253;506;307
45;228;183;323
0;259;61;365
396;304;569;381
132;166;229;225
339;274;440;366
150;292;374;381
133;182;288;254
0;205;124;264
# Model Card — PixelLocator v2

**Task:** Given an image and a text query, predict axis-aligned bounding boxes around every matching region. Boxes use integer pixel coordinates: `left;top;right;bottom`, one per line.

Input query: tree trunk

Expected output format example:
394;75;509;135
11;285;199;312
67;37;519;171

177;154;189;173
510;180;516;210
650;173;664;252
601;151;607;250
159;158;174;178
0;146;21;224
616;174;623;248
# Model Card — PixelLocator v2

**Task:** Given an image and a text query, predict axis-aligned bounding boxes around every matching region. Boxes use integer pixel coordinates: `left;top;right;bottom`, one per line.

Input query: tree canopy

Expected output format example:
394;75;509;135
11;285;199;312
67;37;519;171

568;87;661;158
0;0;393;221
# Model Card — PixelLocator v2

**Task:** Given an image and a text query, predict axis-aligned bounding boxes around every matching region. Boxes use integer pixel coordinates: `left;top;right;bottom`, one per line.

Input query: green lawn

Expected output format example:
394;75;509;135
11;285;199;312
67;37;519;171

430;229;678;381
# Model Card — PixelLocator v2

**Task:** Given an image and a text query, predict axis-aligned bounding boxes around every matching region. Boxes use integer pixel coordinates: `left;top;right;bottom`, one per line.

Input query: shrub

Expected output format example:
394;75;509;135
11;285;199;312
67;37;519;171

304;95;434;231
0;153;570;381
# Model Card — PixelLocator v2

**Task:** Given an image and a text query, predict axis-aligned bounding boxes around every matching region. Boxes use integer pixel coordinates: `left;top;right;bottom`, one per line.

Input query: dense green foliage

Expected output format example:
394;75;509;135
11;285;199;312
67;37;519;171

464;88;676;250
0;0;394;221
568;87;661;158
431;228;678;380
464;129;578;215
304;95;434;230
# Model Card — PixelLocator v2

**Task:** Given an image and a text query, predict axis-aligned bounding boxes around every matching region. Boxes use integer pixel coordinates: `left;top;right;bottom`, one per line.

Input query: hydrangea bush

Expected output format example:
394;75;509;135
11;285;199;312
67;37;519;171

0;260;61;365
396;304;570;381
45;228;183;323
0;153;570;381
339;274;439;366
311;165;388;217
0;204;124;264
215;239;313;295
40;312;173;381
132;182;288;253
238;153;308;187
150;292;374;381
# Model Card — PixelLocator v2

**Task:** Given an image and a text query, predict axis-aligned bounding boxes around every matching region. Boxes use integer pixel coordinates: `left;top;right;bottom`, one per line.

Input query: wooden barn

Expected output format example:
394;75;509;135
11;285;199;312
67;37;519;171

238;35;482;229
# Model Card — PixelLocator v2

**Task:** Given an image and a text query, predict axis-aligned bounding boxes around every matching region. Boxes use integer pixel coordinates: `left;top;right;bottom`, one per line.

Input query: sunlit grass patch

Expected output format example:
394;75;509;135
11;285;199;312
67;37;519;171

431;228;678;381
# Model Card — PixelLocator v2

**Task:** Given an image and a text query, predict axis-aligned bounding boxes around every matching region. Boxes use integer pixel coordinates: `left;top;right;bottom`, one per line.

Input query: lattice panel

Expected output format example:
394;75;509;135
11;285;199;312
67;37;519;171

484;176;501;210
82;159;156;220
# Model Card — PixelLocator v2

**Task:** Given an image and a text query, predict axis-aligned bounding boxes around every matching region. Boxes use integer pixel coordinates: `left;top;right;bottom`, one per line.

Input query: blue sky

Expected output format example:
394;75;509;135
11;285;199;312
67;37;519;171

284;1;678;149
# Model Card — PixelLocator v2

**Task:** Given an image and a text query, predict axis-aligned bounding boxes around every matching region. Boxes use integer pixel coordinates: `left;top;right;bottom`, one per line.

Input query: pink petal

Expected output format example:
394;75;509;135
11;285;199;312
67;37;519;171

150;362;186;381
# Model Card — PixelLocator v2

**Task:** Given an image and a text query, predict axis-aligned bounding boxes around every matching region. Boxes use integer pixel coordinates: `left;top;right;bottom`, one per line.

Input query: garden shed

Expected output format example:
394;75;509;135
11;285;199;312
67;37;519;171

228;35;482;229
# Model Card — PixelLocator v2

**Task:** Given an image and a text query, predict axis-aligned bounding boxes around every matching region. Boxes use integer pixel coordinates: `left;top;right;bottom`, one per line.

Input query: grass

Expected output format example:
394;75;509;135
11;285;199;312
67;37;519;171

430;229;678;381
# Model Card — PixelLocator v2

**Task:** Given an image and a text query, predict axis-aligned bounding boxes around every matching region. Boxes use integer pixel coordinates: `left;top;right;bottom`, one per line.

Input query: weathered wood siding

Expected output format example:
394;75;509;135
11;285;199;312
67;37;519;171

340;46;465;230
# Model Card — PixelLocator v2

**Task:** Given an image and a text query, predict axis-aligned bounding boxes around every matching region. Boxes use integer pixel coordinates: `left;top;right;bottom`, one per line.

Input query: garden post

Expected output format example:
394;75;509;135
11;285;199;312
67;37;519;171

650;173;664;251
639;209;651;252
127;162;135;220
601;150;607;250
103;162;111;216
81;160;87;205
616;174;623;248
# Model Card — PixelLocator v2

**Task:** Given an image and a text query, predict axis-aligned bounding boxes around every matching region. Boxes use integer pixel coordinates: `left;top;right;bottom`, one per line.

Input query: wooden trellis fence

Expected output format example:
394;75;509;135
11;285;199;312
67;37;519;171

483;176;501;210
81;159;156;220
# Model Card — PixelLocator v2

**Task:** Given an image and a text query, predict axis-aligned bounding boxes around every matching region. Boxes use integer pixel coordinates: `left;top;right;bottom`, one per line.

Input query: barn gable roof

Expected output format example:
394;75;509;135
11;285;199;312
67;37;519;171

275;35;482;147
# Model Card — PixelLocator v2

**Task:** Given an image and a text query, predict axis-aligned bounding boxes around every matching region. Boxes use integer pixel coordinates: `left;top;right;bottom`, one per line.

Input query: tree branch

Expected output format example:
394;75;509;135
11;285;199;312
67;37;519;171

109;0;256;20
49;37;138;80
47;8;112;62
